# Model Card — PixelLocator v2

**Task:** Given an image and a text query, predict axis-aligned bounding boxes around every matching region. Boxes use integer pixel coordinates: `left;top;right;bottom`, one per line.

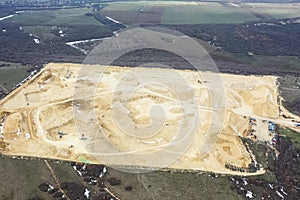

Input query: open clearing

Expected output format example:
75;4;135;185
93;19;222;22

0;63;31;91
100;1;300;24
6;8;103;26
1;63;298;175
0;155;54;200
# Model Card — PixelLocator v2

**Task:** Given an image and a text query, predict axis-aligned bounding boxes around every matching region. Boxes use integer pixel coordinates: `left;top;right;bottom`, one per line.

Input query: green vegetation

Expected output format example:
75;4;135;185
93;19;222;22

163;20;300;59
162;6;258;24
278;127;300;149
252;7;300;19
0;62;31;91
104;168;243;200
211;49;300;72
280;75;300;88
49;161;82;183
101;1;300;24
105;1;222;7
48;14;100;26
240;138;277;183
0;22;120;65
49;161;99;194
255;170;277;183
279;76;300;116
0;155;53;200
0;155;244;200
22;26;57;41
246;55;300;72
103;2;143;11
6;8;103;26
78;156;92;164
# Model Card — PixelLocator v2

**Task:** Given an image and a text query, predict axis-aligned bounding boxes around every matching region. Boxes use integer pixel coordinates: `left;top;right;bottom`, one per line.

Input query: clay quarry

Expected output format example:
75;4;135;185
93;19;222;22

0;63;297;175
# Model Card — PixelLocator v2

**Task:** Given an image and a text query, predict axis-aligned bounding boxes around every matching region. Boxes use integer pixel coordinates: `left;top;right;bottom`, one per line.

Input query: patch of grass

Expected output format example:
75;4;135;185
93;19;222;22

0;63;31;91
102;1;300;25
22;26;57;41
49;161;82;183
242;139;270;169
278;127;300;149
251;55;300;72
162;5;258;24
211;49;300;72
240;138;277;183
105;1;222;7
254;143;268;167
256;170;277;183
48;161;101;195
278;75;300;116
7;13;54;25
47;15;102;26
0;155;53;200
104;168;243;200
245;170;277;186
78;156;92;164
6;8;103;26
251;7;300;19
103;3;143;11
211;50;253;64
279;75;300;88
102;2;258;24
0;156;102;199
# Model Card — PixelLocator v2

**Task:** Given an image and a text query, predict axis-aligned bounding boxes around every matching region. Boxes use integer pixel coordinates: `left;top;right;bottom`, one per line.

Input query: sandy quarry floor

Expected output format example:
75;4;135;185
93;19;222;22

0;63;296;175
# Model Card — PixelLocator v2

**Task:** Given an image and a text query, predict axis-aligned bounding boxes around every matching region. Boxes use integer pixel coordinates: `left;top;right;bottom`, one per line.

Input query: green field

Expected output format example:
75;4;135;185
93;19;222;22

0;156;54;200
0;156;99;200
278;127;300;149
101;1;300;24
0;62;31;91
211;49;300;72
22;26;57;41
278;75;300;116
192;38;300;73
48;161;98;194
162;5;258;24
0;155;245;200
6;8;103;26
252;7;300;19
103;168;243;200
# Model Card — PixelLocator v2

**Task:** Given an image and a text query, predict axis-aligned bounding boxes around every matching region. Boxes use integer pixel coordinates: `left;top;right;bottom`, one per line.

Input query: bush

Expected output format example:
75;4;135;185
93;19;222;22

38;183;49;192
107;177;121;186
125;185;133;191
